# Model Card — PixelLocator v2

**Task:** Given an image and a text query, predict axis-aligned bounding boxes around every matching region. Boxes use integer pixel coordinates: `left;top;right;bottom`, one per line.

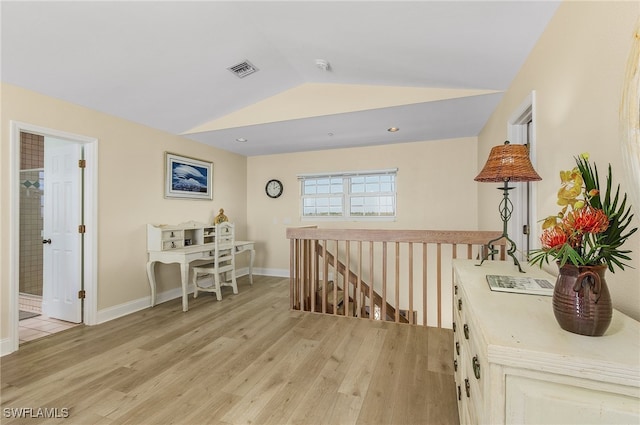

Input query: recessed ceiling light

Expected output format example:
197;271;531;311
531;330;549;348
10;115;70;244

236;137;247;143
387;127;400;132
315;59;331;71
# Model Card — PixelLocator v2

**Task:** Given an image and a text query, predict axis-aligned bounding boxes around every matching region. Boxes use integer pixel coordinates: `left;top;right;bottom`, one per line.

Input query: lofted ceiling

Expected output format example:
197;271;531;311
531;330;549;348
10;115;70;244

1;1;560;156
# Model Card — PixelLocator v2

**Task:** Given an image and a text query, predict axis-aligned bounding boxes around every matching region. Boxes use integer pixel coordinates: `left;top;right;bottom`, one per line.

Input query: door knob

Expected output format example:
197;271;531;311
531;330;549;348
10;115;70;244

43;239;52;244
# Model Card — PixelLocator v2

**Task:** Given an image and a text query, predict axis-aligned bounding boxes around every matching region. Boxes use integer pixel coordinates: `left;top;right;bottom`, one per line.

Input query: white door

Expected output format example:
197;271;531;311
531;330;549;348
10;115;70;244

42;138;83;323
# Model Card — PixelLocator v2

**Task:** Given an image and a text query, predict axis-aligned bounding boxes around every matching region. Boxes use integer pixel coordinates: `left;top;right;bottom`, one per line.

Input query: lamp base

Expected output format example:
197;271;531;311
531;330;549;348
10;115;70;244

476;181;525;273
477;234;524;273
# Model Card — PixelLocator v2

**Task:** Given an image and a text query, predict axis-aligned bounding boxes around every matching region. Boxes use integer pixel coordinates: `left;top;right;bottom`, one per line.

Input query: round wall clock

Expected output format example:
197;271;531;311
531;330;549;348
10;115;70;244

265;179;283;198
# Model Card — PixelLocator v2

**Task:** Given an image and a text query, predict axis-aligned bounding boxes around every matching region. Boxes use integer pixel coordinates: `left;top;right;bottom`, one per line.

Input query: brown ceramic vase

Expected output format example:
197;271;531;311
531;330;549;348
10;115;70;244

552;263;612;337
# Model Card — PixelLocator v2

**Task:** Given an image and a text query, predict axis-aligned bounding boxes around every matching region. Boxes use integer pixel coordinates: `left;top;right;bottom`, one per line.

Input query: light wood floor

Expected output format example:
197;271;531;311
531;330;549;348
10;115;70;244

1;276;459;425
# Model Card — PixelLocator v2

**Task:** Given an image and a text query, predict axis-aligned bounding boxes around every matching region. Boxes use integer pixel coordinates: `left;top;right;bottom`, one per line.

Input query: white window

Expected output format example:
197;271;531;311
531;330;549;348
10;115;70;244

299;169;397;220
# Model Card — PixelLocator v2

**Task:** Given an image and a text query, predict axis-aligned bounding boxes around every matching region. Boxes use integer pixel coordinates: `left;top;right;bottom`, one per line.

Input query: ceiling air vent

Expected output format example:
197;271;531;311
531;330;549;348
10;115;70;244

228;60;258;78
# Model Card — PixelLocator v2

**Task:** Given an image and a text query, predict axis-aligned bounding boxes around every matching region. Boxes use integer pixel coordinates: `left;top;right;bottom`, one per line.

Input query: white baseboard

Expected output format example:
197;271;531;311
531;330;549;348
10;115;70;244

95;269;275;324
96;295;152;325
253;267;289;277
96;284;195;324
1;337;16;357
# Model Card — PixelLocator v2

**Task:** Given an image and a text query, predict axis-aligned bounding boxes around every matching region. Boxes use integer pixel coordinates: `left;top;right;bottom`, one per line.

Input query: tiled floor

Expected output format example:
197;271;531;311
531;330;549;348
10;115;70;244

19;315;79;344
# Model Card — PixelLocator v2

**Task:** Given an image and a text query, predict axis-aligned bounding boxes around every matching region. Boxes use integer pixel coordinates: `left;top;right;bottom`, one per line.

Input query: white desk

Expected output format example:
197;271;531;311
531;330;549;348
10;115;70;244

146;240;255;312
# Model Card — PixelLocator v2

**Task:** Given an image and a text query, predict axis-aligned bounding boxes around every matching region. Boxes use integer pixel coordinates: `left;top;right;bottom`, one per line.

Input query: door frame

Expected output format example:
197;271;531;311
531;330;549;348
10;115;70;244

507;91;539;261
8;121;98;354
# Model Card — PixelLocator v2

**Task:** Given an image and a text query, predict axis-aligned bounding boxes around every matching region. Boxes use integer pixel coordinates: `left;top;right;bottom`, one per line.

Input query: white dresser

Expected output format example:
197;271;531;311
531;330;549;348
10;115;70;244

452;259;640;424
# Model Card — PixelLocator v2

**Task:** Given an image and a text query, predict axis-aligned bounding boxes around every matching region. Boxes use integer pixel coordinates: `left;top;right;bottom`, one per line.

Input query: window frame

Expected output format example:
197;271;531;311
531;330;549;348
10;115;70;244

298;168;398;222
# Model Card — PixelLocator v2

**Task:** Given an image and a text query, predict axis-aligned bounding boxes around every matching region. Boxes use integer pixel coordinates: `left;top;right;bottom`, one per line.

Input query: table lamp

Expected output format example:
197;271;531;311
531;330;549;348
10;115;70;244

475;141;541;272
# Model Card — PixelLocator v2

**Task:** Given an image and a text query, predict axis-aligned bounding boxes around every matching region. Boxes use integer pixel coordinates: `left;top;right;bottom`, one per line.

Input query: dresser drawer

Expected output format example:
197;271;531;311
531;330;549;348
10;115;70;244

452;259;640;425
454;282;486;423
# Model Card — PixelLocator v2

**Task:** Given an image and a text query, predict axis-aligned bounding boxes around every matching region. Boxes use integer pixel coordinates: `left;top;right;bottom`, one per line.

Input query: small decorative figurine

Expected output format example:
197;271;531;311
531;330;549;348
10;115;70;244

214;208;228;224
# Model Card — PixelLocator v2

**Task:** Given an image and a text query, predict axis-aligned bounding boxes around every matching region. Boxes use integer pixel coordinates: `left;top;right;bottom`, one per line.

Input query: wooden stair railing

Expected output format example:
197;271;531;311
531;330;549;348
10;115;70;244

288;227;506;328
315;242;408;323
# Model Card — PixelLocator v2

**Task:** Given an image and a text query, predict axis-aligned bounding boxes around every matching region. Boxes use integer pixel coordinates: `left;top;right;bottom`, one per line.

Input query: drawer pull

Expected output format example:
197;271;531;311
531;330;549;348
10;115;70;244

465;378;470;398
453;359;458;372
454;285;458;295
453;322;456;332
463;324;470;339
457;385;461;401
455;342;460;355
458;299;463;311
472;356;481;379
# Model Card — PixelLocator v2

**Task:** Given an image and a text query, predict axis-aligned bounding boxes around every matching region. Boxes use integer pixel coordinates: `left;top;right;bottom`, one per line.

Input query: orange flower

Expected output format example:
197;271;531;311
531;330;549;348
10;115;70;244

565;206;609;235
540;227;569;250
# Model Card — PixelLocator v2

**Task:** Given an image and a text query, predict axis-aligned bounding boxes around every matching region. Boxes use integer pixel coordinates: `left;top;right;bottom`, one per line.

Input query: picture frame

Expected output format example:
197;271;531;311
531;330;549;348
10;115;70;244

164;152;213;200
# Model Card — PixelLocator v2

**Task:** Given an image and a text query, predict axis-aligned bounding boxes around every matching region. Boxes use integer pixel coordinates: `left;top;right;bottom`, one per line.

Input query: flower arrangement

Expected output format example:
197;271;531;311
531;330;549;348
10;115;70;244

529;153;637;272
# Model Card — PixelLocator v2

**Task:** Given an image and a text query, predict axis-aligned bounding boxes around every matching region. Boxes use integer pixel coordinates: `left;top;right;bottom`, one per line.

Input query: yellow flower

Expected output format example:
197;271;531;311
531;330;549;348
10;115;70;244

557;168;583;206
542;216;559;229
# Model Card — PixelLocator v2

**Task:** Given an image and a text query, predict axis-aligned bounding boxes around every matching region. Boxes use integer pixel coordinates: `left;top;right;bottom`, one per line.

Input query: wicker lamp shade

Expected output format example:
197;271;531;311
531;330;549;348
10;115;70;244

475;141;542;182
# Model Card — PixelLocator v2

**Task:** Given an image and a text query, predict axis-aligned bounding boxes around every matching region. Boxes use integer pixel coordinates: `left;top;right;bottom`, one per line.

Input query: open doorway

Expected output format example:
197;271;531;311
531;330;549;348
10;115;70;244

7;121;98;354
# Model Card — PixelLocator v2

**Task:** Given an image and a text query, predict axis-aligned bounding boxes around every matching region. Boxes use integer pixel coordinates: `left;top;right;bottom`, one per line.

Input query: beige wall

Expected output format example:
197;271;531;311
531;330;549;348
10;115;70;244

478;1;640;320
1;81;479;342
1;83;247;339
4;0;638;342
247;137;480;272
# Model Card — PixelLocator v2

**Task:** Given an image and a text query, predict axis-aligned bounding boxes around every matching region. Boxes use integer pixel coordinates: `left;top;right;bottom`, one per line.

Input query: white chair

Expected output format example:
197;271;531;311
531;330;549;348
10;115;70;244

192;222;238;301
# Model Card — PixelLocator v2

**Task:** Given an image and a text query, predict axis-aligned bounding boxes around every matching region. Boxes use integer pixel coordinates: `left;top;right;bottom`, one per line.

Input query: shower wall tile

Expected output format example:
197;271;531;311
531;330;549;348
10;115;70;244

20;133;44;296
21;132;44;170
19;294;42;314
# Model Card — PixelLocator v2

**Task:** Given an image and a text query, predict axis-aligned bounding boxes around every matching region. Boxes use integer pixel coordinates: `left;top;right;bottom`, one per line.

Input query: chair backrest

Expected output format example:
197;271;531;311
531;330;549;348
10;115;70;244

215;222;235;254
